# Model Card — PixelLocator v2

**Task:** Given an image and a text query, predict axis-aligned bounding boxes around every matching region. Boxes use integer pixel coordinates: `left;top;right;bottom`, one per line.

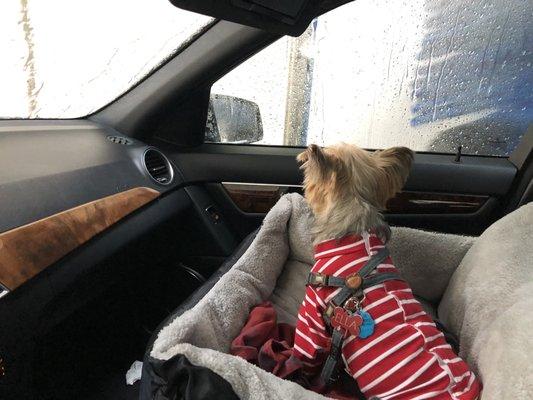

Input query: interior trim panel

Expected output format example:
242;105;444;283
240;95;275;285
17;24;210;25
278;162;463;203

222;182;488;215
222;182;292;213
157;141;516;237
158;143;517;196
0;187;160;291
386;192;488;214
0;120;180;233
0;120;181;295
0;188;192;397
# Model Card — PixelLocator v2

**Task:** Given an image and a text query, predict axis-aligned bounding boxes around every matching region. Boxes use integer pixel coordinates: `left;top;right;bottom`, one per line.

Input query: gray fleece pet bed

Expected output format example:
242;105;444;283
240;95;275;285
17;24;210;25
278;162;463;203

146;194;533;400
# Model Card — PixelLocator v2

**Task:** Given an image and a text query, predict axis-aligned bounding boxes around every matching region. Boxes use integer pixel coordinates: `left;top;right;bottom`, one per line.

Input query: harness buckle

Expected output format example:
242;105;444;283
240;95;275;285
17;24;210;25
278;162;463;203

313;273;327;285
324;303;336;319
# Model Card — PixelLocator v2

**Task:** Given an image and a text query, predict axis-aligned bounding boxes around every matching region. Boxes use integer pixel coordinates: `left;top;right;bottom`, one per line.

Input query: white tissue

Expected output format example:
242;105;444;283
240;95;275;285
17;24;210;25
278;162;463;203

125;360;143;385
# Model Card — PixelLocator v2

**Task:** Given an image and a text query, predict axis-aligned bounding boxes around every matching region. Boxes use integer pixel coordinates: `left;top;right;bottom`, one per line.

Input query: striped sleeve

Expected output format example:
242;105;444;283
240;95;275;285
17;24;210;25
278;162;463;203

293;287;330;372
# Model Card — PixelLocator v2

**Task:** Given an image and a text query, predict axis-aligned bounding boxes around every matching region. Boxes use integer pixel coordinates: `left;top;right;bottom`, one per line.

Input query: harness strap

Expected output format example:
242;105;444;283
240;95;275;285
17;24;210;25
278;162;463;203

307;274;346;287
363;272;402;288
322;272;402;326
306;247;403;387
309;248;394;327
320;328;345;384
307;248;391;288
357;247;390;277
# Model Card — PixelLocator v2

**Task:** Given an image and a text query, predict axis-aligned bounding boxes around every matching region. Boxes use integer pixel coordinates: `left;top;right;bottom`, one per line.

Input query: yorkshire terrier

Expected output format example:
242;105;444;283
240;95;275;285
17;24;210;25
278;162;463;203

293;143;481;400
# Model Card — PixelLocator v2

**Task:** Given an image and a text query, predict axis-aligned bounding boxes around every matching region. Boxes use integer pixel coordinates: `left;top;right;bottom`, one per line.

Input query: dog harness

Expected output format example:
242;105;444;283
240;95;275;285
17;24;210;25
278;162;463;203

293;233;481;400
307;247;401;385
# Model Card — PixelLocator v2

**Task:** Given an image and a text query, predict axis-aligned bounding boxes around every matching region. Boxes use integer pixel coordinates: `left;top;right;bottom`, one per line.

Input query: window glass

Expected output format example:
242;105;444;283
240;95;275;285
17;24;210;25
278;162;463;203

0;0;212;119
209;0;532;156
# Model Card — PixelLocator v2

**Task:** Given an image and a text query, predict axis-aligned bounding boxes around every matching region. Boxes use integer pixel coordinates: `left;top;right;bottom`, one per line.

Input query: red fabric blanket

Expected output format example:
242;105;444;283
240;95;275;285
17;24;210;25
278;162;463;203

230;302;361;400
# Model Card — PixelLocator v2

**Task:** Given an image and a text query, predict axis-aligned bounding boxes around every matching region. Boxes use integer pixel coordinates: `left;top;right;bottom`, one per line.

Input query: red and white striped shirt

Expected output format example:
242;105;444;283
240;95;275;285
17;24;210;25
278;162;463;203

293;233;481;400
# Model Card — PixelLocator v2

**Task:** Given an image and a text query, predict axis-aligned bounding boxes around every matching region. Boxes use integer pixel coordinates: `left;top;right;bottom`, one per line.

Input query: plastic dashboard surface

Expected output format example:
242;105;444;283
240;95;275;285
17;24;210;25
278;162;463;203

0;120;181;233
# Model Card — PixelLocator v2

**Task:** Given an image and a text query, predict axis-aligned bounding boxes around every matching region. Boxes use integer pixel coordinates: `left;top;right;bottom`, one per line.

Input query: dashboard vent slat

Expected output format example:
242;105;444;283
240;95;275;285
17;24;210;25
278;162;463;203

106;135;132;145
142;149;173;185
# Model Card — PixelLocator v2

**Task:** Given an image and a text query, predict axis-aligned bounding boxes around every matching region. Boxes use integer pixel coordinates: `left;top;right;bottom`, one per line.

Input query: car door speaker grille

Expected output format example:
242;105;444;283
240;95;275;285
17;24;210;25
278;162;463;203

143;149;173;185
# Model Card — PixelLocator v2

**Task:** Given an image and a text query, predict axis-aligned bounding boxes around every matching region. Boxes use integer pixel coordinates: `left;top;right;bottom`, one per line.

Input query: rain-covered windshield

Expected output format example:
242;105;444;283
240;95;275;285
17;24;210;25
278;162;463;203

0;0;213;119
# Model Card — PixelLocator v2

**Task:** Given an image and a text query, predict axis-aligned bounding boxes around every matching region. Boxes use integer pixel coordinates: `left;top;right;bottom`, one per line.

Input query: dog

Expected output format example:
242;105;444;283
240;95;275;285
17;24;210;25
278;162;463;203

293;143;481;400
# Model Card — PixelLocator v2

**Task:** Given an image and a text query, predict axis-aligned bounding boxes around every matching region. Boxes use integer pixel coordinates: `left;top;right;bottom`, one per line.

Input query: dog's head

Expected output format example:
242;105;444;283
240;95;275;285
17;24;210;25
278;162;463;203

297;143;413;220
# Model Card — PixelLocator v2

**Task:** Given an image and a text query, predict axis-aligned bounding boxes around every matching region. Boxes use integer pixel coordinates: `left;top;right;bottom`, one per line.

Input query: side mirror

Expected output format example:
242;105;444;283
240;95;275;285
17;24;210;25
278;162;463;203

206;94;264;144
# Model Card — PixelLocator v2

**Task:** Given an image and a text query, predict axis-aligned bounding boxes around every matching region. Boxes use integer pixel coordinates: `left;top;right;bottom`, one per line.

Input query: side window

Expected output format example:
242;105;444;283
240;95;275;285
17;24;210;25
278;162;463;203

207;0;532;156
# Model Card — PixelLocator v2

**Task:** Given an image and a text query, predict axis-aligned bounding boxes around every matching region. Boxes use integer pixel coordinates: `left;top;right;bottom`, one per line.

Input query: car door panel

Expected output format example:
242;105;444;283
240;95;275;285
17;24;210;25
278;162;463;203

159;142;516;195
154;141;516;237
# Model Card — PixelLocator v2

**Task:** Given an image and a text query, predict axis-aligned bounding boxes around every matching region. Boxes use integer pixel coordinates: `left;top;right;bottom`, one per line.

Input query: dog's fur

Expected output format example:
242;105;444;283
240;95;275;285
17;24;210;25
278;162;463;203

296;143;484;399
297;143;414;243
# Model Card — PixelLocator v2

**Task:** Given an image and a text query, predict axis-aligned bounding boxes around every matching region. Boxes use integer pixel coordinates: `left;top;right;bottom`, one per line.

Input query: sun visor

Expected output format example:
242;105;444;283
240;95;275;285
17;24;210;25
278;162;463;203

168;0;353;36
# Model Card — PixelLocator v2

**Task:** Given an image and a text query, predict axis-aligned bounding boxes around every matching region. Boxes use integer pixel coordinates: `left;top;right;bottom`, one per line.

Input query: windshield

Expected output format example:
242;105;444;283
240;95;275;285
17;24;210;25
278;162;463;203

0;0;213;119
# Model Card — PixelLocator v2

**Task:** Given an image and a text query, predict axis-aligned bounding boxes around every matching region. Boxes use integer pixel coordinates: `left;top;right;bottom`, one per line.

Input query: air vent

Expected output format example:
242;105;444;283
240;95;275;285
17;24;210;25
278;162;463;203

143;149;173;185
107;135;132;145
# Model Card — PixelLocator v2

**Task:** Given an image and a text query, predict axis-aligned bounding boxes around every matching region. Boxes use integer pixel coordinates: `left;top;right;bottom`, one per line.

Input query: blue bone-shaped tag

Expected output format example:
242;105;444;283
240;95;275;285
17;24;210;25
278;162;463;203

358;309;375;339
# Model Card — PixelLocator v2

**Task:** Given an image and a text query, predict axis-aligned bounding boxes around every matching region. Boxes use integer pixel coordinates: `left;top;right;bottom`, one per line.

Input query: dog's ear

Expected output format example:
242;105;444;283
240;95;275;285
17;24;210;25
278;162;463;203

297;144;321;163
297;144;330;169
296;148;309;164
373;147;414;205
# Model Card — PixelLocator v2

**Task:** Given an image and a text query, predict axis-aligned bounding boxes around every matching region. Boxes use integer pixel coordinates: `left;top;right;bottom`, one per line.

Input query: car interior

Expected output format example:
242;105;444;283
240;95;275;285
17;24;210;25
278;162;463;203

0;1;531;399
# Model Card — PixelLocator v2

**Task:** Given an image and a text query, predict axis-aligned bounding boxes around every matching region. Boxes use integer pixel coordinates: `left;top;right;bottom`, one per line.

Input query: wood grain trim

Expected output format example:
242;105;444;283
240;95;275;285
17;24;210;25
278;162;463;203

223;183;291;213
386;191;488;214
0;187;160;291
223;183;488;215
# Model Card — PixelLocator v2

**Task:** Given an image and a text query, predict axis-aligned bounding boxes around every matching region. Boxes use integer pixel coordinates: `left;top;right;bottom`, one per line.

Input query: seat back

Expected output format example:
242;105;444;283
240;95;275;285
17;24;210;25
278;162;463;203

439;203;533;399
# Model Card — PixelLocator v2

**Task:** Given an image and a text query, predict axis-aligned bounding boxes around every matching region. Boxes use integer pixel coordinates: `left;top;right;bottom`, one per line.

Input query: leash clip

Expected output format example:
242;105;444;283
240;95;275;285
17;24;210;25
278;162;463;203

344;295;364;312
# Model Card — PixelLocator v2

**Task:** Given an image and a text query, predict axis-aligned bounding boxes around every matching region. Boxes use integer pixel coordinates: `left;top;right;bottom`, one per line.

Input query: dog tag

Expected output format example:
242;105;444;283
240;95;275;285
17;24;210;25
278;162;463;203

331;307;363;337
358;309;375;339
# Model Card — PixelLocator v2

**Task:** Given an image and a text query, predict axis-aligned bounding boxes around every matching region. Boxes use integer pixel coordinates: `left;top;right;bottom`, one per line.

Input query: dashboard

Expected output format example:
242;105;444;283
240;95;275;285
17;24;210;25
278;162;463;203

0;120;204;398
0;120;183;297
